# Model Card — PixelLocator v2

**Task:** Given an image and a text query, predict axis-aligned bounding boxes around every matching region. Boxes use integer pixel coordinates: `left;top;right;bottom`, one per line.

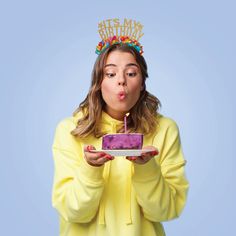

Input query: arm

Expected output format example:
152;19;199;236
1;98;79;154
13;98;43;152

51;119;105;223
132;120;189;222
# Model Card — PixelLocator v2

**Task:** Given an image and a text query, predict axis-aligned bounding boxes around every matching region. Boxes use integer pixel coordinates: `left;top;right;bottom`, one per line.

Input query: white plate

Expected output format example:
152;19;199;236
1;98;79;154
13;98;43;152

90;149;154;157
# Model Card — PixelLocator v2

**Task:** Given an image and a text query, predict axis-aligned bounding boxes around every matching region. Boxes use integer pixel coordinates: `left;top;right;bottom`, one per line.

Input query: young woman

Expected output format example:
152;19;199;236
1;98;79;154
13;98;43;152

52;28;189;236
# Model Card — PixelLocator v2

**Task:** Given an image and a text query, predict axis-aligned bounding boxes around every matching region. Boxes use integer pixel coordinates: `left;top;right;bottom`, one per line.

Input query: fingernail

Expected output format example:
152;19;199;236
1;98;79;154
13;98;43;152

99;152;106;157
105;154;113;160
89;145;95;151
152;151;158;155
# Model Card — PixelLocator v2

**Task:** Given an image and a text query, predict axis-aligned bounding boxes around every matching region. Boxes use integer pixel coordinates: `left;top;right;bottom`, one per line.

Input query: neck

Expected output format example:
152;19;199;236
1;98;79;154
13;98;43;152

104;108;127;121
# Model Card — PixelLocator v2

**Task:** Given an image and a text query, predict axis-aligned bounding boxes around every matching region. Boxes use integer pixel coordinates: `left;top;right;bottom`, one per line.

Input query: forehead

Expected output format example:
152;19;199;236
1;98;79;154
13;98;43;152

104;51;137;67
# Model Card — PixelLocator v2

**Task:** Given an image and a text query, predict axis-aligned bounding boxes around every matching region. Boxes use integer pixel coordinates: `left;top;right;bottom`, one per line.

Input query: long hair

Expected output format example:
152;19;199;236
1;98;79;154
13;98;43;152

71;44;161;138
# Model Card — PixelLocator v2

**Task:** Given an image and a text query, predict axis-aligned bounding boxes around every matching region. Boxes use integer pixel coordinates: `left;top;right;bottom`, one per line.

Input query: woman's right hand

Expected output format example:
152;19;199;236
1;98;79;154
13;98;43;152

84;145;114;167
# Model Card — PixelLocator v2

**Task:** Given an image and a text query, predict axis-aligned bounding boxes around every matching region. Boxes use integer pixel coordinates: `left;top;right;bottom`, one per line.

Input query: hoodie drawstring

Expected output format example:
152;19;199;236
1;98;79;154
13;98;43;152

125;163;133;224
98;157;111;225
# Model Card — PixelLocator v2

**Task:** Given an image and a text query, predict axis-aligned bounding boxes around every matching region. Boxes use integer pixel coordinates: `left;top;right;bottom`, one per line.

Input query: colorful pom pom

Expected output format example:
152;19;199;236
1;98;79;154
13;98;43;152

95;36;143;55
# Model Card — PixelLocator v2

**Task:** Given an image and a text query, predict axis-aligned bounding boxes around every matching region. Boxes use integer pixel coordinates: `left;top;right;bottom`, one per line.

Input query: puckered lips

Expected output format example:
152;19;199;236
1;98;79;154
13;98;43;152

117;91;127;101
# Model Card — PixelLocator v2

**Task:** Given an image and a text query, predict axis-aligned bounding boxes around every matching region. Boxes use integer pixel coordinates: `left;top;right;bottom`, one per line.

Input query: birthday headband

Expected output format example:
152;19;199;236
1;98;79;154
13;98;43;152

95;18;144;55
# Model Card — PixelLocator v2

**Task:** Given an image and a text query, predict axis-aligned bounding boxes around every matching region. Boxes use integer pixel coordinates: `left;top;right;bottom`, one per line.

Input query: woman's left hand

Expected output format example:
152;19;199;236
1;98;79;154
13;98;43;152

126;146;159;165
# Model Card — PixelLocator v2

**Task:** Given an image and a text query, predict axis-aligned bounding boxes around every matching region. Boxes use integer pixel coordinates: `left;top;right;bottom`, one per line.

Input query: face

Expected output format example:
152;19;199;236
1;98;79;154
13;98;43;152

101;50;143;120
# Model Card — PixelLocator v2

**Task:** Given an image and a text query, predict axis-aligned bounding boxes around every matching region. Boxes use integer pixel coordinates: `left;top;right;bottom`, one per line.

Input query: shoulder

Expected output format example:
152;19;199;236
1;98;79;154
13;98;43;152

53;112;85;149
56;117;76;132
151;114;181;140
55;111;83;133
156;114;179;131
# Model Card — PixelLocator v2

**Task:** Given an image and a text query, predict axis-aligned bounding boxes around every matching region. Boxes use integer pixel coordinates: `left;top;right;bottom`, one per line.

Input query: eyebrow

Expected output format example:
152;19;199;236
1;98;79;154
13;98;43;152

104;63;139;68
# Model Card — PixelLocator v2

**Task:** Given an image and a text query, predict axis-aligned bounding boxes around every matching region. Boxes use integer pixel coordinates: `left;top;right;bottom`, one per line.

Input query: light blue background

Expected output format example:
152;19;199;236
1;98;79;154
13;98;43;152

1;0;235;235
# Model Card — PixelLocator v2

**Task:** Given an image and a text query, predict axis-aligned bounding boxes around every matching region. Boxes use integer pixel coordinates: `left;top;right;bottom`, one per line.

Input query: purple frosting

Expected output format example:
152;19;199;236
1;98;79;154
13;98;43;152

102;133;143;150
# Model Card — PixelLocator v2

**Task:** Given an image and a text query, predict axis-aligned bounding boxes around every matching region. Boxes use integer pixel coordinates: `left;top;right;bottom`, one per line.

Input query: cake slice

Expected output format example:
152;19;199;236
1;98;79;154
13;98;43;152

102;133;143;150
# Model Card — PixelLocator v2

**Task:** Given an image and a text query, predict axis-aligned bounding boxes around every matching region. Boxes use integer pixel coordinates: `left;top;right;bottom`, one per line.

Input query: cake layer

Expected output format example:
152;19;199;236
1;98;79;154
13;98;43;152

102;133;143;150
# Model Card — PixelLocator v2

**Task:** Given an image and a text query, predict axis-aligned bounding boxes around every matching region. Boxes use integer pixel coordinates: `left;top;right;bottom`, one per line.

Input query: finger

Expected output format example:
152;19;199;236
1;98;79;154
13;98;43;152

140;153;153;162
142;150;159;157
127;156;145;164
151;150;159;156
94;155;113;165
84;145;96;152
126;156;137;161
142;146;158;154
104;154;114;160
88;152;106;161
84;152;106;165
88;153;113;165
91;157;105;165
136;153;153;163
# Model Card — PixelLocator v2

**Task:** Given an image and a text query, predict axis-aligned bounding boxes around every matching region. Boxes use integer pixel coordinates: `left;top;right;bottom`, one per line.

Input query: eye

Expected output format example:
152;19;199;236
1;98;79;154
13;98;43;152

126;72;137;77
105;73;116;78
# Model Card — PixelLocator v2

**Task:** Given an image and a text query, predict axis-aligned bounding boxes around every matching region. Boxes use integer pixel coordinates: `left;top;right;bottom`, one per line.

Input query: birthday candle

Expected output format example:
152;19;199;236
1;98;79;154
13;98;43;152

124;113;130;133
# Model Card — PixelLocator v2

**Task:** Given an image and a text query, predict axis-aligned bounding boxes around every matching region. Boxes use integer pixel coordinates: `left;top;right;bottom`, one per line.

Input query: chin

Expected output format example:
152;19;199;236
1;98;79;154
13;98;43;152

116;106;133;113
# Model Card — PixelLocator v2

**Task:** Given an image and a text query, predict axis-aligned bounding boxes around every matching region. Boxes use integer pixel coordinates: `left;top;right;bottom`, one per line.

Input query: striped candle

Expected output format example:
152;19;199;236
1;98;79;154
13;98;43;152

124;113;130;133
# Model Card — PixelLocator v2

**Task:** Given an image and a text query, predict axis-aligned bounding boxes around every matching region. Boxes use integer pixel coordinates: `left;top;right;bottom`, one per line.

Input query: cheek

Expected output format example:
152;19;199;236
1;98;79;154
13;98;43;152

130;80;143;100
130;79;143;92
101;80;113;100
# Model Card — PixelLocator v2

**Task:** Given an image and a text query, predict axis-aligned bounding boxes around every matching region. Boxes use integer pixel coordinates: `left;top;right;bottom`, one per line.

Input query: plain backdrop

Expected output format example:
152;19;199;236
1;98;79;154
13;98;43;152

0;0;235;235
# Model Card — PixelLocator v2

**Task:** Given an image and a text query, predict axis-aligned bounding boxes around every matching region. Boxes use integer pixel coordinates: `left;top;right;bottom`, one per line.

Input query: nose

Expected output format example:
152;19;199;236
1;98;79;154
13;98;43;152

117;73;126;86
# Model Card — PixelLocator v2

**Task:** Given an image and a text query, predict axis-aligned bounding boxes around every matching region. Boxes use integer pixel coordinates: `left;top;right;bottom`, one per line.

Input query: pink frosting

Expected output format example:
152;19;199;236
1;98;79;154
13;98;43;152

102;133;143;150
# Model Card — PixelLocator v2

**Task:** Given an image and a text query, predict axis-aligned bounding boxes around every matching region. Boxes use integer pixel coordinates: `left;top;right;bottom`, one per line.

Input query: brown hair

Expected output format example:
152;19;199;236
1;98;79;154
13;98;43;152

71;44;161;138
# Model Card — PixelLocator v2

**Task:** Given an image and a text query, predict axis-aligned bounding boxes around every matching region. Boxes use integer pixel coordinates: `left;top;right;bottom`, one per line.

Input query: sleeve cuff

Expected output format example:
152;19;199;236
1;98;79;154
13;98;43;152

77;157;105;183
132;158;161;181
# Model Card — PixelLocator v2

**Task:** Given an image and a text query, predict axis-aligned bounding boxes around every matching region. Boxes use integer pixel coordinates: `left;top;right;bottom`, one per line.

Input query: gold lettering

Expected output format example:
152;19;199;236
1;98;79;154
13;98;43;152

106;19;112;27
124;18;132;27
98;19;143;41
105;27;110;39
113;18;120;27
98;20;106;30
137;23;143;31
136;32;144;41
120;25;127;36
114;25;119;36
126;26;132;38
98;29;107;41
133;20;139;29
107;26;114;37
131;28;138;39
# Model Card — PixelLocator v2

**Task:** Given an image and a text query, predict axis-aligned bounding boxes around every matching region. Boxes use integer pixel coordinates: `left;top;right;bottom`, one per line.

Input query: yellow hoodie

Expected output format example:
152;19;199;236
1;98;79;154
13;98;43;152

52;112;189;236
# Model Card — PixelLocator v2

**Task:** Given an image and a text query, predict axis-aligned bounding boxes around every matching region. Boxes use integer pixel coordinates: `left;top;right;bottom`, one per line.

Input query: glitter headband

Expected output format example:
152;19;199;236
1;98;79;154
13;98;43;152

95;18;144;55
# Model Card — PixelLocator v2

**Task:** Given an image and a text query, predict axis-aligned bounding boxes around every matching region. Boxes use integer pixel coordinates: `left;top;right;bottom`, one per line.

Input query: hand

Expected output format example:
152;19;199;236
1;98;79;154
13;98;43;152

84;145;114;167
126;146;159;165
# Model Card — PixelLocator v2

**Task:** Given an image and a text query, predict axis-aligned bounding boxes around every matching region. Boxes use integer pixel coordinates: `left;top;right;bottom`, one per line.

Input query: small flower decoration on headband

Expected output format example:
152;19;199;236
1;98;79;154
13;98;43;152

95;18;144;55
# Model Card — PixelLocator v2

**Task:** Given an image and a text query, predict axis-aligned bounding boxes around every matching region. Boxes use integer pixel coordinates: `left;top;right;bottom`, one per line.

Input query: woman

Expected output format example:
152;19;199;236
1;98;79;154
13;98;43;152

52;27;189;236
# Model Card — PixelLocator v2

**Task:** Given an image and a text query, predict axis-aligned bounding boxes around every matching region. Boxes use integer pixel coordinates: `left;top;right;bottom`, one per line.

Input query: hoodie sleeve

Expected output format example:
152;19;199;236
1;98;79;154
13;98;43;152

51;119;105;223
132;119;189;222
